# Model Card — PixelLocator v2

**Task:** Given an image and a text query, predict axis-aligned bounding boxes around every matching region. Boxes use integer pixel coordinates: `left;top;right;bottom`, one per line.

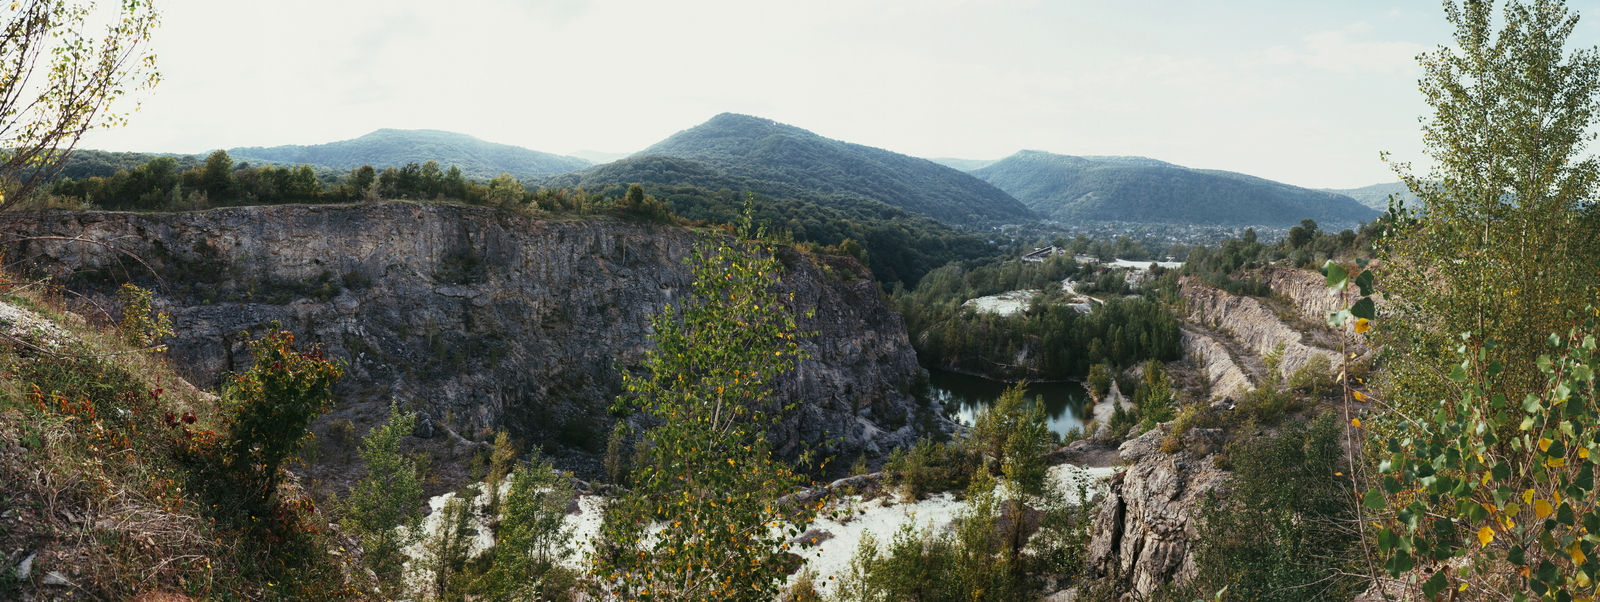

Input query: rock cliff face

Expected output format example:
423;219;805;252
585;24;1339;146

1083;275;1358;597
0;203;933;488
1179;327;1254;402
1181;277;1344;381
1087;426;1228;599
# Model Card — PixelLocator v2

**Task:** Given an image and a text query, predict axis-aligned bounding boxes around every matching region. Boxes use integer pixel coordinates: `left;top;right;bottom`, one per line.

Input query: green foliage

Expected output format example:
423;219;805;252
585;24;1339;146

484;430;518;516
416;483;482;600
1134;361;1177;431
592;218;819;601
1287;353;1335;397
1182;414;1361;602
1380;0;1600;419
968;150;1379;227
613;183;676;224
548;156;1002;288
634;113;1033;223
603;420;631;486
115;283;172;348
0;0;161;208
968;382;1053;496
832;459;1101;602
229;128;592;182
884;438;976;500
1087;363;1112;398
1366;322;1600;600
483;454;578;601
830;474;1021;602
895;257;1183;381
1107;400;1139;439
1237;385;1295;425
339;404;424;590
222;326;345;500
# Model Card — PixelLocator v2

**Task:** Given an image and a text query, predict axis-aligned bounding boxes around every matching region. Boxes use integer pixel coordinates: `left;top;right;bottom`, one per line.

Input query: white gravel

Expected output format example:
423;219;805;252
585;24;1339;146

403;463;1120;599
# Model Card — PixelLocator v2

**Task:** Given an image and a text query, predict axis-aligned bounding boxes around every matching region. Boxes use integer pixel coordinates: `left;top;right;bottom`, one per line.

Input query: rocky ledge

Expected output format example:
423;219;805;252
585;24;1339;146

0;203;941;491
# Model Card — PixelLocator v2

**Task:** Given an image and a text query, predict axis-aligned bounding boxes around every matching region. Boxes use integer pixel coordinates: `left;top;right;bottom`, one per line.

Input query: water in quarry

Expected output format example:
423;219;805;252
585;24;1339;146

927;369;1091;439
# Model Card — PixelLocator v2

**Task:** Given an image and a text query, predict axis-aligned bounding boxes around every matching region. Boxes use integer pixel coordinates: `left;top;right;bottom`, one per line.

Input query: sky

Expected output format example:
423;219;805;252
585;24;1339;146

75;0;1600;190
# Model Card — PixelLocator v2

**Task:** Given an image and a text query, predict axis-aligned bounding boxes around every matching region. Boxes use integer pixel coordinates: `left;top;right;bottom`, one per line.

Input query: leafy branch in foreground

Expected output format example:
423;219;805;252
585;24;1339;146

1365;317;1599;601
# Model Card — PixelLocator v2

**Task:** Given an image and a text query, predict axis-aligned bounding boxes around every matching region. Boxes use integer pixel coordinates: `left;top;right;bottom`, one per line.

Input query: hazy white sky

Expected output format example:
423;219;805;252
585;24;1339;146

76;0;1600;189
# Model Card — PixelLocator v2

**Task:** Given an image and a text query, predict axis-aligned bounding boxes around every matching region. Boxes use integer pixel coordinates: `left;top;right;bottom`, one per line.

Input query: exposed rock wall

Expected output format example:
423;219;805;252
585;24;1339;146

1084;276;1356;597
0;203;934;489
1181;278;1343;382
1258;265;1376;353
1087;426;1228;599
1180;327;1254;401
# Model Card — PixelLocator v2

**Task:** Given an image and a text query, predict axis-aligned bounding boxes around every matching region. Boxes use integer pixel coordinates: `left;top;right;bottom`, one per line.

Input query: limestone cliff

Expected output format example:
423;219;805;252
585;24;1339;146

1086;425;1228;599
1083;274;1358;597
1179;327;1254;402
0;203;935;490
1181;277;1345;383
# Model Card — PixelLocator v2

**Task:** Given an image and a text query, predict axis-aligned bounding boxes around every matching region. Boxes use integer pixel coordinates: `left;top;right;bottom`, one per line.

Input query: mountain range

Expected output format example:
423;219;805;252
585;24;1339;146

65;115;1398;230
632;113;1034;223
964;150;1381;227
227;129;593;181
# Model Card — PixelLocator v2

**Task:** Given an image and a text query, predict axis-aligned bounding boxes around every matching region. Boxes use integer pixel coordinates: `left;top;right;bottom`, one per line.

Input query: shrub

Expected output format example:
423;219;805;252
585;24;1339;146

1086;363;1112;399
1183;413;1359;602
1237;385;1293;425
1286;353;1334;397
483;453;578;601
222;325;345;502
1134;360;1176;431
116;283;173;348
885;438;974;499
1107;401;1139;439
339;404;424;591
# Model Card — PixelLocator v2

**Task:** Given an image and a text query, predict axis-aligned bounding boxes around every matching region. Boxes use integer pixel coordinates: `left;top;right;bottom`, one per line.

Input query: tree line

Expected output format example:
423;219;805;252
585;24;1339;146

893;254;1183;381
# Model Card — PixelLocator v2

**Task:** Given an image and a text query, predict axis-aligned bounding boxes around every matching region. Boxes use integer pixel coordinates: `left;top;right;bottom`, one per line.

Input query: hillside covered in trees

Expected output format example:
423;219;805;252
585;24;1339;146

227;129;592;181
638;113;1035;223
543;154;1001;287
969;150;1380;227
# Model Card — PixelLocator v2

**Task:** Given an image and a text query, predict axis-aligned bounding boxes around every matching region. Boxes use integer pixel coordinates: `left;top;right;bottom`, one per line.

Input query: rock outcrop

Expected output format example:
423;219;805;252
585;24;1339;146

1086;425;1228;599
1181;277;1344;381
0;203;936;489
1179;327;1254;402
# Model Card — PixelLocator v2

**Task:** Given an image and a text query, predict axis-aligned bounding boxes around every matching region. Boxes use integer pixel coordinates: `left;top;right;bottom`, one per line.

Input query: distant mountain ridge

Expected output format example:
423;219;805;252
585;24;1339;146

1320;182;1414;211
969;150;1381;227
228;129;592;181
638;113;1034;223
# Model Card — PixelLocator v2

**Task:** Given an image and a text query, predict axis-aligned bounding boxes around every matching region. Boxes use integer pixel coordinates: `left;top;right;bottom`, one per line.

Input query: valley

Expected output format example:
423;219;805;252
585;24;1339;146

0;91;1557;602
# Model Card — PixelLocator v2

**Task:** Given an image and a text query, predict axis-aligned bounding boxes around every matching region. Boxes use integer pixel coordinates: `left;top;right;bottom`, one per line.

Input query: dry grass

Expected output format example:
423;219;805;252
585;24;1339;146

0;271;373;600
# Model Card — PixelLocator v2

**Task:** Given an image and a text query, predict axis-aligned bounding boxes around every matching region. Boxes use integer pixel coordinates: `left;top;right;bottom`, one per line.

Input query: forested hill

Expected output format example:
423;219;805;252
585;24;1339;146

1319;181;1415;211
638;113;1034;223
542;154;1000;288
227;129;593;181
969;150;1382;227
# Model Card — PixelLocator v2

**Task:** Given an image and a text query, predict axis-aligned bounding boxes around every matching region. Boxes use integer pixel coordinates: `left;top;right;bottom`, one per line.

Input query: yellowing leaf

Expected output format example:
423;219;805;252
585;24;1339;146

1549;457;1567;468
1571;543;1587;565
1354;318;1371;333
1536;499;1554;518
1524;489;1536;505
1477;525;1495;546
1351;418;1362;428
1582;447;1590;460
1353;391;1369;401
1541;438;1553;452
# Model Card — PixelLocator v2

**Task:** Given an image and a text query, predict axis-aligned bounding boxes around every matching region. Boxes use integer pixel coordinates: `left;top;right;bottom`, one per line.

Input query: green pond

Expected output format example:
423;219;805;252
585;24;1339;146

926;369;1091;439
